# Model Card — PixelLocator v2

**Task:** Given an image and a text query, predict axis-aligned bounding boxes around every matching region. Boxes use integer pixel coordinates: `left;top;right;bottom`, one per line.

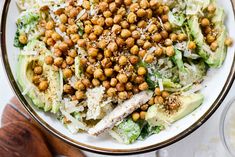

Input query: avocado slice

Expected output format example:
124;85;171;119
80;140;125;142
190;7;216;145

17;41;62;113
145;93;204;127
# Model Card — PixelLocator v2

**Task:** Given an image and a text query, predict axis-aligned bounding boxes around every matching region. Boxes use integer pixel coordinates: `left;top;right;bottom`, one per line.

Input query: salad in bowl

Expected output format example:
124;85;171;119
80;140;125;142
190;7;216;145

14;0;233;144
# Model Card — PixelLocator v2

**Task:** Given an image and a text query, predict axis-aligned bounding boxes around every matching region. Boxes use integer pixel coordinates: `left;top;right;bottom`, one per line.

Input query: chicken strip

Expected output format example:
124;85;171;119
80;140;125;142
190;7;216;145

88;91;153;136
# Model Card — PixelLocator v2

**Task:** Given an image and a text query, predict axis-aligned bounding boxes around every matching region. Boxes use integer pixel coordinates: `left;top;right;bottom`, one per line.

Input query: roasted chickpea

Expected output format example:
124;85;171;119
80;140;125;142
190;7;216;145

155;87;161;96
115;0;123;6
140;0;149;9
188;41;197;50
141;104;149;111
59;42;69;52
210;41;218;51
66;56;74;65
64;38;74;47
129;55;139;65
146;9;153;18
92;78;100;86
206;34;215;44
152;33;162;42
60;14;68;23
19;34;28;44
63;68;73;78
165;39;173;46
46;38;55;46
148;97;155;105
61;61;67;69
129;24;136;31
161;14;168;23
102;81;110;89
162;91;169;98
117;73;128;83
145;54;154;63
127;12;137;24
94;69;103;79
113;15;122;24
107;42;118;52
138;49;146;58
75;91;85;100
125;82;133;91
163;22;171;32
32;75;41;85
109;2;117;12
149;0;158;8
116;83;125;92
94;25;103;35
74;81;85;91
34;66;43;75
160;30;168;39
54;57;63;67
82;78;91;88
117;7;126;16
132;112;140;121
104;68;113;77
99;2;108;12
138;67;147;76
120;20;129;29
125;37;135;48
103;10;112;18
132;31;141;39
121;29;132;38
154;47;163;57
207;4;216;13
178;33;187;41
110;78;118;87
119;56;128;66
148;24;158;33
140;111;146;119
139;82;148;90
82;0;90;10
137;20;147;28
130;45;139;55
116;37;125;47
86;65;94;75
77;39;86;48
107;87;117;97
70;8;79;18
105;17;113;26
136;9;146;17
225;37;233;46
38;81;49;91
63;84;73;95
130;3;139;12
104;49;113;57
84;24;93;34
154;96;164;104
45;56;54;65
201;18;210;27
71;34;80;43
143;41;152;50
124;0;132;5
54;48;62;57
45;21;54;30
118;91;128;100
51;32;61;41
112;24;122;34
88;33;97;41
98;39;108;49
166;46;175;57
78;57;86;67
59;24;67;32
170;33;178;42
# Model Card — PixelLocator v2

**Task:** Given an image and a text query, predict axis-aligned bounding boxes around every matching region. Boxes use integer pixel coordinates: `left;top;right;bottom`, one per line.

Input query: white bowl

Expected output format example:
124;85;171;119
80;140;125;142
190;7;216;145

1;0;235;155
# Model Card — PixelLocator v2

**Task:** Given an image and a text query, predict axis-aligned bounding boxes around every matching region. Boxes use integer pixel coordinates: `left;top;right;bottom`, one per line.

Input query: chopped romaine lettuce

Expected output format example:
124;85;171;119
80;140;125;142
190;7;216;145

168;11;185;27
111;118;141;144
173;49;207;86
138;124;163;140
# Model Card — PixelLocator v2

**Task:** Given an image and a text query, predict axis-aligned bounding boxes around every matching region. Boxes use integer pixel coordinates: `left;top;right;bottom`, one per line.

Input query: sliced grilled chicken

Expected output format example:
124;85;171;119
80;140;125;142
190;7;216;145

88;91;153;136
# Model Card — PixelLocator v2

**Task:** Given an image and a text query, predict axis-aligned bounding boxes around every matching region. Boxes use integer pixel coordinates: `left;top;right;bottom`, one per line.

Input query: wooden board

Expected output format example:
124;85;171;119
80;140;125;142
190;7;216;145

1;97;86;157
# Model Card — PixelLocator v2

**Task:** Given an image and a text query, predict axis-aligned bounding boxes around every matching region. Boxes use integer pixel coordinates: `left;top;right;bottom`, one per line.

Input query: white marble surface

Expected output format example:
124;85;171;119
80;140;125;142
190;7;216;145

0;1;235;157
